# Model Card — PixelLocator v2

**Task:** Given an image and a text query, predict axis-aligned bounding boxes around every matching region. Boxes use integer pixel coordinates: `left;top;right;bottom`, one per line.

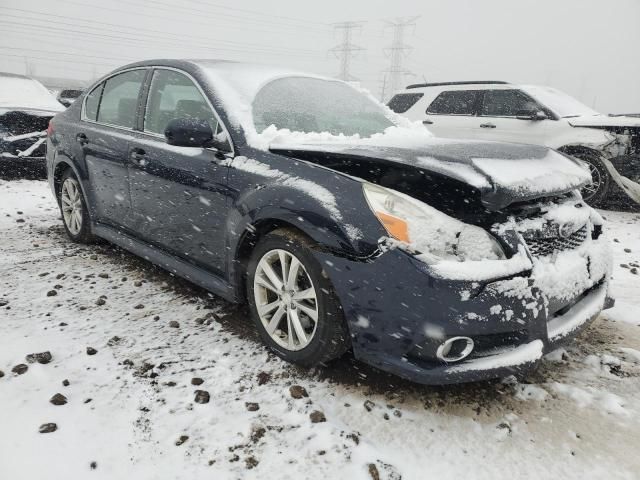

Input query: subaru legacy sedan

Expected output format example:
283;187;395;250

46;60;613;384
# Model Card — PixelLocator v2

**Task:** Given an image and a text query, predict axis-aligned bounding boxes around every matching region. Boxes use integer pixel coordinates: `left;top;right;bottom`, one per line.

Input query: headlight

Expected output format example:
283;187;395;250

362;183;505;262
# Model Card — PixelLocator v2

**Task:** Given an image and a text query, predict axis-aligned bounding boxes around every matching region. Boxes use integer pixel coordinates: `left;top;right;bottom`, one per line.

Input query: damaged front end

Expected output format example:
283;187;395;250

277;143;614;383
0;109;53;177
568;120;640;207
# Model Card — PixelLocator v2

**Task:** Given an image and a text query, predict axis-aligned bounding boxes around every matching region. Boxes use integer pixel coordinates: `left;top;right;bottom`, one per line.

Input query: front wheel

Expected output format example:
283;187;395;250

58;170;95;243
246;229;349;367
572;151;611;207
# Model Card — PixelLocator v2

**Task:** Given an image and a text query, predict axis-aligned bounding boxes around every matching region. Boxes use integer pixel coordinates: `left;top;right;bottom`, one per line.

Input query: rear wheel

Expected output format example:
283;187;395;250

58;170;94;243
246;229;349;367
571;150;611;206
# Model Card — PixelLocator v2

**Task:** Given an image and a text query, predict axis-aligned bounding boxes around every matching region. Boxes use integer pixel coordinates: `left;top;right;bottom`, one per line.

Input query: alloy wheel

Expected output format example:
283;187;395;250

253;248;319;351
581;162;603;201
61;178;83;236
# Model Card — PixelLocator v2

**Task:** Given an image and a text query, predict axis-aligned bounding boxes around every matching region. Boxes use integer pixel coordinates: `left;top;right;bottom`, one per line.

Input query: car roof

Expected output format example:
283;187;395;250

406;80;509;89
400;82;516;93
0;71;32;80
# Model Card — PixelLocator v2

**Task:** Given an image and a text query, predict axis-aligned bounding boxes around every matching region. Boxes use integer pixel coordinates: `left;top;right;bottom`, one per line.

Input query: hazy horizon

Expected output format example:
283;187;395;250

1;0;639;113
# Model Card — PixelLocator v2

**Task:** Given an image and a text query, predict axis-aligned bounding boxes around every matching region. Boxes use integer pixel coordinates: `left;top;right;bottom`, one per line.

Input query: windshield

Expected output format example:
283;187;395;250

0;76;64;112
520;85;599;118
252;76;394;137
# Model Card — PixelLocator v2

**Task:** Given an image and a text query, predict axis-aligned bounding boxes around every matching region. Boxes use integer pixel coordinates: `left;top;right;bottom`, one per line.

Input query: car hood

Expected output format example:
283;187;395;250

568;114;640;128
270;140;591;210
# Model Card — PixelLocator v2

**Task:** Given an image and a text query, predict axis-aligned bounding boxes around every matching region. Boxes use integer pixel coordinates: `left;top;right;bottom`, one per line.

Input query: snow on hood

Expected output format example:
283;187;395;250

568;114;640;128
271;140;591;209
0;76;65;114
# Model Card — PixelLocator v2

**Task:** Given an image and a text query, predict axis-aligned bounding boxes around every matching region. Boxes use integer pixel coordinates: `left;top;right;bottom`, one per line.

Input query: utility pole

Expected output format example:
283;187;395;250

329;21;365;81
382;16;419;101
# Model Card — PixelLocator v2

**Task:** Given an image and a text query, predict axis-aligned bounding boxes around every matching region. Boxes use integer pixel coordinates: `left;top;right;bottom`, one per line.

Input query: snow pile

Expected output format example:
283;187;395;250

1;180;640;479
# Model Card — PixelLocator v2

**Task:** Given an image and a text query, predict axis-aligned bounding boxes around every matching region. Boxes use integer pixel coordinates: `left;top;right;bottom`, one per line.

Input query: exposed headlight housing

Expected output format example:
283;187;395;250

362;183;506;262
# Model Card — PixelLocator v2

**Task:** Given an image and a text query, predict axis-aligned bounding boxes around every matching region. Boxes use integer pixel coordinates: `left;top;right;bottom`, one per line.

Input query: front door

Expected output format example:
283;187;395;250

127;68;232;274
473;89;551;145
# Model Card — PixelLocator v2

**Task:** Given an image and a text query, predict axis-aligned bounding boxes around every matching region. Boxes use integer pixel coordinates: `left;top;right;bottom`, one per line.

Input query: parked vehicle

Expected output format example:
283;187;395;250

388;81;640;207
57;89;84;107
0;72;65;177
47;60;613;384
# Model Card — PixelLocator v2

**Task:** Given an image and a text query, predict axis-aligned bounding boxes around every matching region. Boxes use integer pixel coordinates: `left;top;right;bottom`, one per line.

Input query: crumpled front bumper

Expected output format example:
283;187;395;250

315;238;613;385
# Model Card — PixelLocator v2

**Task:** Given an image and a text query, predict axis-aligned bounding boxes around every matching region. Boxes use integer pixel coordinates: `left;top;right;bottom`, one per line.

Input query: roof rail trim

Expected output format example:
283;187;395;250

406;81;509;89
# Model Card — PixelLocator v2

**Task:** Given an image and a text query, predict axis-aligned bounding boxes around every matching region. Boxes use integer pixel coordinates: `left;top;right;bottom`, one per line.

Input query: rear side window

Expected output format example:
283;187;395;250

427;90;479;115
144;69;217;135
96;69;146;129
84;83;104;121
480;89;540;117
387;93;423;114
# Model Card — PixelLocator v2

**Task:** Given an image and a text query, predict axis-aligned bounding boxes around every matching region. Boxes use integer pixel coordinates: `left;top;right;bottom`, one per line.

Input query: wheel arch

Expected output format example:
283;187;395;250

51;158;96;228
557;144;604;159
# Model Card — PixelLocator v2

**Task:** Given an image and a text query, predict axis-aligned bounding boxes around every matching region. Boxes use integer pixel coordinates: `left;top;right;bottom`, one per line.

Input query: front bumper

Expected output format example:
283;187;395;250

315;240;613;385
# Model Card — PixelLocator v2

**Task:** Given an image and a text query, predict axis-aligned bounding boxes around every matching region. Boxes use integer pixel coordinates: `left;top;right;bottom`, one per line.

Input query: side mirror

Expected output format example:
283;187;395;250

164;118;213;147
516;110;548;121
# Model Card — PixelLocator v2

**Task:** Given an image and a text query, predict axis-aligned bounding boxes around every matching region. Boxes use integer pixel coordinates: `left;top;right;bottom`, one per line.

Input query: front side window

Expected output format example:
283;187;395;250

427;90;479;115
252;76;394;137
144;69;217;136
96;69;146;128
480;89;540;117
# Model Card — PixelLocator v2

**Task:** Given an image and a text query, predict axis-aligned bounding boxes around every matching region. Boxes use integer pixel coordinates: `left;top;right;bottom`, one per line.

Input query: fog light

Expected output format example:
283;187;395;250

436;336;474;362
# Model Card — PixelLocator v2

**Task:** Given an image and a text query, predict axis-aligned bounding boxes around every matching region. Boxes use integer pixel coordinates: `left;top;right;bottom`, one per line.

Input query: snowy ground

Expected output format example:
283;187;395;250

0;179;639;480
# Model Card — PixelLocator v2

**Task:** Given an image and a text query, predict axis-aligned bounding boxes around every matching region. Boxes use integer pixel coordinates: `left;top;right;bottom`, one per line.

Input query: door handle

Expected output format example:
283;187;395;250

480;123;496;129
129;148;146;165
76;133;88;145
422;119;434;125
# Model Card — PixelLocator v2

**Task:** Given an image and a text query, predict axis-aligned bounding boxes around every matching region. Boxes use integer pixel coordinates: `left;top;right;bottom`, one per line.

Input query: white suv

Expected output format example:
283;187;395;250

388;81;640;207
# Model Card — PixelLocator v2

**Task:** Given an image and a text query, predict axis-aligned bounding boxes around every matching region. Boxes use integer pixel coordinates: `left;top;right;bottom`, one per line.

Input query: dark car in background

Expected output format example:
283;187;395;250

46;59;613;384
56;89;84;108
0;72;65;177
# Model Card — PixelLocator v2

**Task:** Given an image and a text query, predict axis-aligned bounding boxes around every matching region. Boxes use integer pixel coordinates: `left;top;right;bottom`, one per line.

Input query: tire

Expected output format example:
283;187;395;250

246;228;349;367
57;169;95;243
571;150;611;207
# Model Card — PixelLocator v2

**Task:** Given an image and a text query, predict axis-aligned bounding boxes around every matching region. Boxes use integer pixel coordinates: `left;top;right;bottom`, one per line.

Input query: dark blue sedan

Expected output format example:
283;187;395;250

46;59;614;384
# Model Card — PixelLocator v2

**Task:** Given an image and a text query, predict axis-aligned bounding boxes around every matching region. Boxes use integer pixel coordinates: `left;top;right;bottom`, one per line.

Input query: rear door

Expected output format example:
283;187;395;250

80;68;147;228
474;89;551;145
423;90;482;139
127;68;233;274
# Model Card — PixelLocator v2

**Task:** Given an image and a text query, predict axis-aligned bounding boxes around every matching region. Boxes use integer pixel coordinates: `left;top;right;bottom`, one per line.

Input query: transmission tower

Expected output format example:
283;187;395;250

382;16;419;101
329;21;365;81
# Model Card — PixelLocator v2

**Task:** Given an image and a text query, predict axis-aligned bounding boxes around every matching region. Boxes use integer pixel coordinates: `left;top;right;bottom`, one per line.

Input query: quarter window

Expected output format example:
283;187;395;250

387;93;424;114
144;69;217;136
480;89;539;117
427;90;479;115
96;69;146;128
83;83;104;121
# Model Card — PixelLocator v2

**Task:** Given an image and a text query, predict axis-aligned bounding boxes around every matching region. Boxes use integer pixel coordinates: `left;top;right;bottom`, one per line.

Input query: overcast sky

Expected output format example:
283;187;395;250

1;0;639;113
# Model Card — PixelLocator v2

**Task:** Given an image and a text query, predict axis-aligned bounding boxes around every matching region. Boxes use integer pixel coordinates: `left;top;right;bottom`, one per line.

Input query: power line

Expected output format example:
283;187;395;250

0;9;323;57
328;21;365;81
0;19;325;61
184;0;329;27
381;16;420;102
